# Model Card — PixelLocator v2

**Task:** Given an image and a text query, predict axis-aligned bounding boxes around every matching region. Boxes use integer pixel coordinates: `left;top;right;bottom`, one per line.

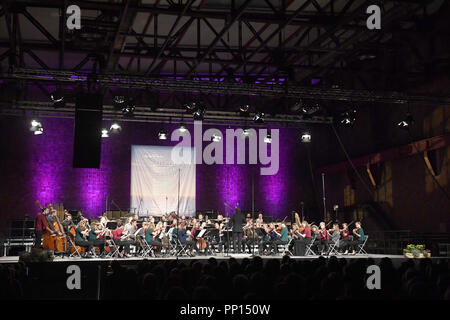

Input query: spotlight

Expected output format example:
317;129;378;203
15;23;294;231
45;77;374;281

192;107;205;120
122;101;135;117
264;133;272;143
239;104;250;113
301;103;320;115
242;127;251;138
30;119;41;130
397;112;414;130
113;95;126;109
290;99;303;112
179;124;188;133
110;123;121;133
158;128;168;140
301;131;311;143
50;90;65;107
184;102;197;111
253;112;265;124
212;133;222;142
340;109;356;127
101;129;109;138
34;127;44;135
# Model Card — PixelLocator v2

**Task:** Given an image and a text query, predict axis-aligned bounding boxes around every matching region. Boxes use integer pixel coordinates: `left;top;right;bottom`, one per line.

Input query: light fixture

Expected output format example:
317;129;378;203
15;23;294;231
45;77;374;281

158;128;168;140
253;112;265;124
301;103;320;115
34;127;44;135
122;101;135;117
264;133;272;143
397;112;414;130
101;129;109;138
179;124;187;133
50;90;65;107
301;131;311;143
184;102;197;111
113;95;126;109
212;133;222;142
290;99;303;112
110;123;121;133
192;107;205;120
239;104;250;113
340;109;356;127
242;127;251;138
30;119;43;133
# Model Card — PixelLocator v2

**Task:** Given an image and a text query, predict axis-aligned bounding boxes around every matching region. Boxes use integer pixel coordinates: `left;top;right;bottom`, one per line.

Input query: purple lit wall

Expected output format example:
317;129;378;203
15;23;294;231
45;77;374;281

0;116;307;225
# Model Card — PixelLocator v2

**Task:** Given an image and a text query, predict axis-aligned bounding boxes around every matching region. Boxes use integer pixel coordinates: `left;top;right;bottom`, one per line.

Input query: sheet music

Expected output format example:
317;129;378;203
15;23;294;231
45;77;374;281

197;229;206;238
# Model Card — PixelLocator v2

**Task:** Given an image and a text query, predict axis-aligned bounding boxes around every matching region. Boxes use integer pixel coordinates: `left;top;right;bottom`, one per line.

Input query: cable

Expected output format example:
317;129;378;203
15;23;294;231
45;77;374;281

331;123;375;198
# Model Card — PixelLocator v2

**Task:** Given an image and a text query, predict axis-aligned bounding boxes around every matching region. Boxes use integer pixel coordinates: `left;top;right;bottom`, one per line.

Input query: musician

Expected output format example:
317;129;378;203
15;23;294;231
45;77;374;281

230;208;245;253
310;225;320;254
258;223;272;254
329;223;341;251
34;207;51;248
319;222;330;255
46;210;63;237
61;213;73;234
89;222;106;255
197;213;204;224
144;222;162;253
209;222;223;253
243;220;256;254
112;220;131;256
293;221;311;256
255;213;264;227
74;219;93;256
270;223;289;254
340;223;350;254
348;221;365;255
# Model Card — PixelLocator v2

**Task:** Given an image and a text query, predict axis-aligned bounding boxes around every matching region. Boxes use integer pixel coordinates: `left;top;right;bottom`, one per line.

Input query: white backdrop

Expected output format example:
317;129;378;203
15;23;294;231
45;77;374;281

130;145;196;217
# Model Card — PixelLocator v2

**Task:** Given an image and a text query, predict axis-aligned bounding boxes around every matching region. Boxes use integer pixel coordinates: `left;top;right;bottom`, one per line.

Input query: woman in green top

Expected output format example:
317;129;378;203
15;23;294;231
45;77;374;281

349;221;366;255
74;219;93;255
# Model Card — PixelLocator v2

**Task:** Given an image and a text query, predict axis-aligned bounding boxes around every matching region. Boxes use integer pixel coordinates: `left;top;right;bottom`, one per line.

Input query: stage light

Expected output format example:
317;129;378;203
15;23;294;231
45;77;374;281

192;107;205;120
184;102;197;111
301;103;320;115
113;95;126;109
397;112;414;130
34;127;44;135
253;112;265;124
101;129;109;138
264;133;272;143
239;104;250;113
301;131;311;143
179;124;187;133
50;90;65;107
212;133;222;142
30;119;43;133
340;109;356;127
290;99;303;112
242;127;251;138
158;128;168;140
110;123;121;133
122;101;135;117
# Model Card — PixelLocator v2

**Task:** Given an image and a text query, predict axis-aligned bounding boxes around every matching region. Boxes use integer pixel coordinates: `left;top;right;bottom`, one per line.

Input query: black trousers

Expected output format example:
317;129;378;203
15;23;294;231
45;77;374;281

243;237;256;253
259;239;271;253
271;240;288;253
319;240;329;253
75;240;93;252
34;230;43;248
233;232;243;253
294;238;310;256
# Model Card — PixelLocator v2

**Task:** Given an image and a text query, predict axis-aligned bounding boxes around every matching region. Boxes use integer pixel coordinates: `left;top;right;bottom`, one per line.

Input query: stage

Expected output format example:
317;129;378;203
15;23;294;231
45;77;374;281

0;253;444;267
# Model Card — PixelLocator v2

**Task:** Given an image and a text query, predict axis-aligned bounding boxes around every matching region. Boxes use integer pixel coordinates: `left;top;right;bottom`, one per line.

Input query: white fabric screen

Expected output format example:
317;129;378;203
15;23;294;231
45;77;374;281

130;145;196;217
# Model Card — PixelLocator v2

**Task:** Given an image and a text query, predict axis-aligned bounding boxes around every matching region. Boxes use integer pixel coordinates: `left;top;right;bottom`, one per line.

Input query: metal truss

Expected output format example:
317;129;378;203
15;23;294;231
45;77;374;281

0;100;334;127
4;67;450;105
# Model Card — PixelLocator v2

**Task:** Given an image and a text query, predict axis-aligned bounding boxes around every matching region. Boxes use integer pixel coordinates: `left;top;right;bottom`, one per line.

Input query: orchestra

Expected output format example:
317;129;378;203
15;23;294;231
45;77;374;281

34;201;367;259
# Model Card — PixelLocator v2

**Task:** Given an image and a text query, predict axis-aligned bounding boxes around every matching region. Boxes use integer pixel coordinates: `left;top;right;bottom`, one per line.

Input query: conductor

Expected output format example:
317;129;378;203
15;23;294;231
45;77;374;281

230;206;245;253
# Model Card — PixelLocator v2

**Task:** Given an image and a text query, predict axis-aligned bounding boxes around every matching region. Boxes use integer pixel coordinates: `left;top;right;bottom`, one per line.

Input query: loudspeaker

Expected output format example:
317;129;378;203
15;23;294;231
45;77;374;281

73;92;103;168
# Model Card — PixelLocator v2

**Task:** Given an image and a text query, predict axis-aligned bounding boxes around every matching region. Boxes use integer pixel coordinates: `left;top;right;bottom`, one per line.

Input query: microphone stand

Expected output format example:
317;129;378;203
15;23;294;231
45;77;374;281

322;173;327;223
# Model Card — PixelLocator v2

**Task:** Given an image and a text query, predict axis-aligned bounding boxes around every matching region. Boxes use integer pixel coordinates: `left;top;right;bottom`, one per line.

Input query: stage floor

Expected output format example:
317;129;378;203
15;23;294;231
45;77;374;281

0;253;435;264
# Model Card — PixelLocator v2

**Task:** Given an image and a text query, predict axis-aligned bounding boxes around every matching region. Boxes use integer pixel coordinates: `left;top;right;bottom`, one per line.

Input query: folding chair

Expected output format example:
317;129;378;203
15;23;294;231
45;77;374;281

279;237;294;256
138;236;155;258
305;235;318;256
176;238;190;256
328;239;340;256
356;235;369;255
